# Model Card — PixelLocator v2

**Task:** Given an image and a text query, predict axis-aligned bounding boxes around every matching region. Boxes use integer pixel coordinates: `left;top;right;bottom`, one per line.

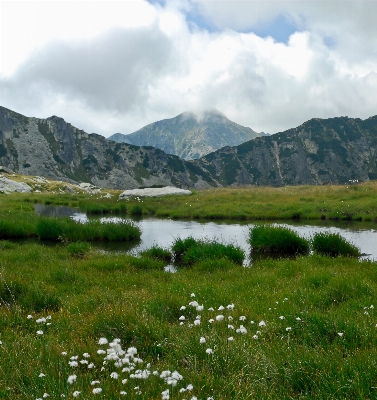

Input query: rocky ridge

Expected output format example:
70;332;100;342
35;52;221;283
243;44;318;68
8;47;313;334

0;106;215;190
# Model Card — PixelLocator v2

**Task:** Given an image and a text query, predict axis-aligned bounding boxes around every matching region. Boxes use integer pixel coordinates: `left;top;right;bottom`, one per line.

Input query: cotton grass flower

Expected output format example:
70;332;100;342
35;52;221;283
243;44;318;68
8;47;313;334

206;348;213;354
72;391;80;398
286;327;292;331
228;337;234;341
279;316;285;320
338;332;344;337
161;389;170;399
91;381;100;385
36;330;44;335
200;337;206;344
92;388;102;394
208;318;214;323
98;337;108;345
194;319;200;326
215;315;224;321
218;305;224;310
39;373;45;378
227;303;235;310
239;316;246;321
258;320;266;327
67;375;77;384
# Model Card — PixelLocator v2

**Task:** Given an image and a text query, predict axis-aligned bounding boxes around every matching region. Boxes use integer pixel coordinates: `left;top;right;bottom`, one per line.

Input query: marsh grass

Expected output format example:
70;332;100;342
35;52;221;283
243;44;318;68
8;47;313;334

172;237;245;265
0;241;377;399
312;232;360;257
35;217;141;242
250;224;310;255
140;246;172;262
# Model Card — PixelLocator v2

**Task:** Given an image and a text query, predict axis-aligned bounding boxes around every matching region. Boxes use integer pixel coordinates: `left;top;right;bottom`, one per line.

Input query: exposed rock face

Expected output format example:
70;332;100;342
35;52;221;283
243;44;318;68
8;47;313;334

108;109;266;160
1;106;377;189
0;106;215;190
0;176;32;193
119;186;192;198
194;116;377;186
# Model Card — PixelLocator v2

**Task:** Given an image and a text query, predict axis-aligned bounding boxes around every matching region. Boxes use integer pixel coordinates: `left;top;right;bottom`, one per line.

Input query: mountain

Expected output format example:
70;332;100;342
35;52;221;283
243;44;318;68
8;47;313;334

108;109;266;160
194;115;377;186
0;106;215;190
1;106;376;190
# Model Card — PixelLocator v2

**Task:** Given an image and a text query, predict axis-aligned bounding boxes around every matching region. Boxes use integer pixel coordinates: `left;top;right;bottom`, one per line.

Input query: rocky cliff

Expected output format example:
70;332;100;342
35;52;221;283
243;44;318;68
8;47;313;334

194;115;377;186
0;107;215;190
1;106;376;190
108;109;265;160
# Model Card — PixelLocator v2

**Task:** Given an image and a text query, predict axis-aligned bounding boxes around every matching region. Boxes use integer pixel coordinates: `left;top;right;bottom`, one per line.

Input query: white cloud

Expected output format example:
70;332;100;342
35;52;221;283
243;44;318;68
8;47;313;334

1;0;377;138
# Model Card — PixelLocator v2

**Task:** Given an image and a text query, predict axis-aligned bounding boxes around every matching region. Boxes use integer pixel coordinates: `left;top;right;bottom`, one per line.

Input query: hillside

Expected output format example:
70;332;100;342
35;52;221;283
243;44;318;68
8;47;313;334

194;115;377;186
108;109;265;159
0;106;215;190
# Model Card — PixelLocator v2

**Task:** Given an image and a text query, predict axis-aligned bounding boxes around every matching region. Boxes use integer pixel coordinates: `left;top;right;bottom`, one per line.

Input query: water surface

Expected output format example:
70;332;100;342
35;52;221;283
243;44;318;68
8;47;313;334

34;205;377;261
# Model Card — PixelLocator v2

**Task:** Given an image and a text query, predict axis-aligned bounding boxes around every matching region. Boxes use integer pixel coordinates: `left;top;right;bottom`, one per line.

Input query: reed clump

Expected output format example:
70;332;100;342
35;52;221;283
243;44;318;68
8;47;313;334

172;236;245;265
35;217;141;242
250;224;310;255
312;232;360;257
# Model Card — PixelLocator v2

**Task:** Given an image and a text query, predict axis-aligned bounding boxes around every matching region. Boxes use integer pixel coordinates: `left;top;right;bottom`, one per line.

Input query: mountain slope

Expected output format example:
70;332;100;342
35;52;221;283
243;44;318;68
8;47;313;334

194;115;377;186
108;109;265;160
0;107;216;190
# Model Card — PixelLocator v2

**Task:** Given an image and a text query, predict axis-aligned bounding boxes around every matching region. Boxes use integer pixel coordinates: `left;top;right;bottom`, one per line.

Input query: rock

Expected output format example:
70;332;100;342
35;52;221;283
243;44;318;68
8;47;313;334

0;177;32;193
77;182;101;193
64;185;77;193
119;186;192;199
0;166;14;174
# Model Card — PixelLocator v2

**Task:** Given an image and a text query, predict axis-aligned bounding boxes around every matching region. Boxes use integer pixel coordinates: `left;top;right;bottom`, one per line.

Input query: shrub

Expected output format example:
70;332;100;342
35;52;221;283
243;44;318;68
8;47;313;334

249;224;310;255
140;246;172;262
312;232;360;257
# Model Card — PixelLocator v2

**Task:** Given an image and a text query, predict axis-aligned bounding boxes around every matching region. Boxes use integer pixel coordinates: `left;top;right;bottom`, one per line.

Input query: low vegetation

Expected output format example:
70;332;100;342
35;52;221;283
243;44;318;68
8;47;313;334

250;224;310;255
172;237;245;265
140;246;172;262
312;232;361;257
0;240;376;399
0;184;375;398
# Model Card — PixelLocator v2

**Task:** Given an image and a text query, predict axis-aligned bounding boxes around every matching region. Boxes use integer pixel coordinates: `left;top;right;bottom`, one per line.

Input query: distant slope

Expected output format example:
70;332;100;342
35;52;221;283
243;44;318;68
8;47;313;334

108;109;266;160
0;106;216;190
194;115;377;186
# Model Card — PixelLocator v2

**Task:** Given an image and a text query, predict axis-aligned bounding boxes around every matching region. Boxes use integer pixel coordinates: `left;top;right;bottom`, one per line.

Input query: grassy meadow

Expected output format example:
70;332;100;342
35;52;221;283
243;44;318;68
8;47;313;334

1;179;377;399
2;179;376;222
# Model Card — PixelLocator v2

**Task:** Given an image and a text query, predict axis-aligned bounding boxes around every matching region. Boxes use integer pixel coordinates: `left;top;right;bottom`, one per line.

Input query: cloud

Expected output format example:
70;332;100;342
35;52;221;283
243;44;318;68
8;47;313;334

1;0;377;137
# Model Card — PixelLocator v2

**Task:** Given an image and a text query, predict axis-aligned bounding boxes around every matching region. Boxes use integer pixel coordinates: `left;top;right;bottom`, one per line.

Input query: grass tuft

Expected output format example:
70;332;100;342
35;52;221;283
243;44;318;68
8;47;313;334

312;232;360;257
140;246;172;262
250;224;310;255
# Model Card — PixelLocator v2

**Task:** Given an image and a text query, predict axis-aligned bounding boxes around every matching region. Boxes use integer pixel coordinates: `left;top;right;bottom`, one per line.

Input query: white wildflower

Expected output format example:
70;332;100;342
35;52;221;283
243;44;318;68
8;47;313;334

206;348;213;354
216;315;224;321
72;391;80;398
200;337;206;344
258;320;266;327
92;388;102;394
67;375;77;384
98;337;108;345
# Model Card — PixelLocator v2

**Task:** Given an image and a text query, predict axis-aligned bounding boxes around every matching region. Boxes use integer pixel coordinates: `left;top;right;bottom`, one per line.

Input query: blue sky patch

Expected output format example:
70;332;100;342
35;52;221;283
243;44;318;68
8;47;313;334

252;14;298;44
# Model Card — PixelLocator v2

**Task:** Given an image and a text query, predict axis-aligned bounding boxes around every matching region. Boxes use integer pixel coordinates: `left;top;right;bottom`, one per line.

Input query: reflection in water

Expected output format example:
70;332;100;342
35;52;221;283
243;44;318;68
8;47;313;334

34;204;377;261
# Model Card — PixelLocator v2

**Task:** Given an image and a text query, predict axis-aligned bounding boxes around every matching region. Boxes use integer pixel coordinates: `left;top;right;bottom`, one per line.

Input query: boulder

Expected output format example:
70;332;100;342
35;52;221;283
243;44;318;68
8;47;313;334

0;177;32;193
119;186;191;199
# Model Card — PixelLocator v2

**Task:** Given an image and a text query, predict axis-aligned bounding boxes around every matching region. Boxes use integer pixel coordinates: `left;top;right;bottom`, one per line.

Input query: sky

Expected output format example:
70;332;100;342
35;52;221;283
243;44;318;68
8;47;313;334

1;0;377;137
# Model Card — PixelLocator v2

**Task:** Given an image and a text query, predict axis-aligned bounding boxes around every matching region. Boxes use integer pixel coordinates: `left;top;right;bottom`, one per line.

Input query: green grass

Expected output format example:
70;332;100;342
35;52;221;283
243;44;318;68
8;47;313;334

0;241;377;399
250;224;310;255
2;179;377;222
33;217;141;242
312;232;360;257
172;237;245;265
140;246;172;262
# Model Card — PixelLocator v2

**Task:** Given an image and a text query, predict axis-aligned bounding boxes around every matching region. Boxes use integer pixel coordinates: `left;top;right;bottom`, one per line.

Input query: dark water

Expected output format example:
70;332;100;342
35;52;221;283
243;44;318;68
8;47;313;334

34;204;377;261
